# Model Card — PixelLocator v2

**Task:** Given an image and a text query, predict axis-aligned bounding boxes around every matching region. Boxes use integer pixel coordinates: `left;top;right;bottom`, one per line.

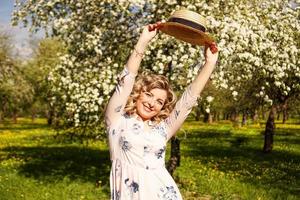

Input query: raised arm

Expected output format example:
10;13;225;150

126;24;159;74
165;45;219;140
189;45;218;97
105;24;160;126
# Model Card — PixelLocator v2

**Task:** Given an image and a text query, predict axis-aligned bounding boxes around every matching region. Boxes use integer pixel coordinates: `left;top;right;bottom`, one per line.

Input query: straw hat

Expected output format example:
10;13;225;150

159;10;214;46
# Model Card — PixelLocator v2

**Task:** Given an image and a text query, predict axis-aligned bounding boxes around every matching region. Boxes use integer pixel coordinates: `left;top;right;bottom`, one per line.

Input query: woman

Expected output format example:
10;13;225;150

105;23;218;200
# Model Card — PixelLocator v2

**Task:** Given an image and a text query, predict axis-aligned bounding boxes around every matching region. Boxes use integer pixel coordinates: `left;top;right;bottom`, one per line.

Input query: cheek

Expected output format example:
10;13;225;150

158;104;164;110
155;105;164;112
136;99;143;110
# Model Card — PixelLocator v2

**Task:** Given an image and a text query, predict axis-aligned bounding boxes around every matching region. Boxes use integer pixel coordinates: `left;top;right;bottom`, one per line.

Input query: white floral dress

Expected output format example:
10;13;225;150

105;68;198;200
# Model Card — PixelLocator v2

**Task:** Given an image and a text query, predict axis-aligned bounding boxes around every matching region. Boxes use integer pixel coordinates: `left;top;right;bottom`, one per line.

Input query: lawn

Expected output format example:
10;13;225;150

0;118;299;200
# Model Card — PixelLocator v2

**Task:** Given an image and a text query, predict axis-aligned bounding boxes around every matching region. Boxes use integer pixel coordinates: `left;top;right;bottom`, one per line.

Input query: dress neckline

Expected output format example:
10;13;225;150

132;114;156;127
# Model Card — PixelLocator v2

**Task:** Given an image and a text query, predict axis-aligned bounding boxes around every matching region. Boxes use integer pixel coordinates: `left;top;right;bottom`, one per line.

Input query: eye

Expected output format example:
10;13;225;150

144;92;151;97
157;100;164;106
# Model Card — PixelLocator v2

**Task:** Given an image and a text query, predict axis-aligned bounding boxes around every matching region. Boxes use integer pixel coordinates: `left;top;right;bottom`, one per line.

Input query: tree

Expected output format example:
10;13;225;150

12;0;206;129
12;0;300;151
24;38;66;124
0;31;34;123
211;0;300;152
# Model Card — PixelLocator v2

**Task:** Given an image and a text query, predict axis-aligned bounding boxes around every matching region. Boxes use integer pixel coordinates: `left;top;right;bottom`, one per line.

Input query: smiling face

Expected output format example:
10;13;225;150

125;73;176;123
136;88;168;121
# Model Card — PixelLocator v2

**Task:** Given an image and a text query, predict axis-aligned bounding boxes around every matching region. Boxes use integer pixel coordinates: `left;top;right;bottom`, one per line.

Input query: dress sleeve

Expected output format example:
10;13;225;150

164;85;199;141
105;67;136;128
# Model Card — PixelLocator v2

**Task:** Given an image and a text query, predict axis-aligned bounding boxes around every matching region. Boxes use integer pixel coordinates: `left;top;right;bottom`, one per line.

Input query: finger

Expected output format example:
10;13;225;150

153;24;159;32
148;24;156;32
155;21;162;29
209;43;218;54
149;24;159;32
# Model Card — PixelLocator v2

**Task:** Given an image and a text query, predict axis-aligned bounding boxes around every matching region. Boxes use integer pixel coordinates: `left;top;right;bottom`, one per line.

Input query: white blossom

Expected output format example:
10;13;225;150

206;96;214;103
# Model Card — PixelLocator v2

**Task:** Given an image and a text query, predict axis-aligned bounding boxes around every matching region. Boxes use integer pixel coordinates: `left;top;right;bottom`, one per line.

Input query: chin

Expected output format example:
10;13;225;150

139;112;154;121
138;109;156;121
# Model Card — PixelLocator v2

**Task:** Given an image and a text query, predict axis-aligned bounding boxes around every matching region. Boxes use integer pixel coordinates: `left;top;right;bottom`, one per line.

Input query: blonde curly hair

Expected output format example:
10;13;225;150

125;73;177;123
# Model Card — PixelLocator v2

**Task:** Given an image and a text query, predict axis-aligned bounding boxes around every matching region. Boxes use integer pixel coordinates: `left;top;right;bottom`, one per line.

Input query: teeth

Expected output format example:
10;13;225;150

144;105;151;112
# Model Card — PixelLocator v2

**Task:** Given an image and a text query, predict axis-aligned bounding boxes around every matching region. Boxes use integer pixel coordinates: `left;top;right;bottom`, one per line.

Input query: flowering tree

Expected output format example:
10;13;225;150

0;31;34;122
210;0;300;152
0;32;14;122
24;38;66;124
13;0;300;152
12;0;203;136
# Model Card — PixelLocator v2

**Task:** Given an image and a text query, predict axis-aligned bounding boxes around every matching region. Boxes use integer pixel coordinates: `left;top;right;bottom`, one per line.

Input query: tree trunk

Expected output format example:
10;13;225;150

167;137;180;177
208;113;213;123
0;111;3;123
213;111;219;122
282;99;288;124
31;109;36;122
261;106;266;120
276;104;281;120
204;112;208;122
263;105;276;153
224;113;229;120
252;110;258;123
195;108;201;121
231;111;240;127
47;107;54;125
204;112;212;123
12;112;18;124
241;112;247;126
218;112;221;121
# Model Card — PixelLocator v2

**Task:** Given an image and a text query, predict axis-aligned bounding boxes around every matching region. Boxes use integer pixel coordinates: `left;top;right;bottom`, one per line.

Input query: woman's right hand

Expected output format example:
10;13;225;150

139;22;161;44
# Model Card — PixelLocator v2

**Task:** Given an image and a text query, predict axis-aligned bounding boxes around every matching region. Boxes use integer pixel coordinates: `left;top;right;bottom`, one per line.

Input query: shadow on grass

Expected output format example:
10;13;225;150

180;129;232;139
2;145;111;192
0;124;51;131
181;129;300;197
275;128;300;135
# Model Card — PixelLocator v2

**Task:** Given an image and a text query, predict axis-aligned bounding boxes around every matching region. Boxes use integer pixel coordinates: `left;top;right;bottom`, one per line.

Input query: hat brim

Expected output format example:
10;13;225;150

159;22;214;46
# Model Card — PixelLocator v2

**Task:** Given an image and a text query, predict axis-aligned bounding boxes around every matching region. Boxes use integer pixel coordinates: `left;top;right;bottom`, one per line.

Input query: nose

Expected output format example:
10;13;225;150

148;98;155;108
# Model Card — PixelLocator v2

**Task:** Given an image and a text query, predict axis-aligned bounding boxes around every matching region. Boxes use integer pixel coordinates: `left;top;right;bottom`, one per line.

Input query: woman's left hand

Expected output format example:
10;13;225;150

204;42;219;65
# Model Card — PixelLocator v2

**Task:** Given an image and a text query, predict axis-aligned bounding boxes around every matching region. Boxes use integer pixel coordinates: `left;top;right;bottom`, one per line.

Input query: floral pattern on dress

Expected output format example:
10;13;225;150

119;136;132;151
153;124;167;139
155;146;166;159
132;123;142;134
124;178;139;198
111;129;116;136
174;110;180;119
122;113;131;119
115;105;122;113
157;186;179;200
115;160;122;177
117;67;129;86
143;145;152;156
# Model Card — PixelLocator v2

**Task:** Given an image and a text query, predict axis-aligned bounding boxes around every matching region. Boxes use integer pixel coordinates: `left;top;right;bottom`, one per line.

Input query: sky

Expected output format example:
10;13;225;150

0;0;44;59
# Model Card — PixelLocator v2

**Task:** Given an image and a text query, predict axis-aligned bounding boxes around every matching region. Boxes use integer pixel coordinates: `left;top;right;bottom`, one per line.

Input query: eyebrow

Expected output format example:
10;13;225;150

148;91;166;103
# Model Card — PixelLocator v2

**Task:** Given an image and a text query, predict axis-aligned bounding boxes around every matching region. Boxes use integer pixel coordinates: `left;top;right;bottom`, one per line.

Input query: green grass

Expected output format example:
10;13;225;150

174;120;300;199
0;118;299;200
0;119;110;200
